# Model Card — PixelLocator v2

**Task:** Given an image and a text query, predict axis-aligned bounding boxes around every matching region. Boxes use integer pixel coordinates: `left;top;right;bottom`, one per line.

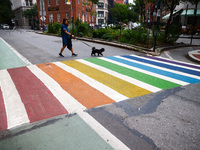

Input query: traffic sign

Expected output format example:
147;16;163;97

40;16;46;21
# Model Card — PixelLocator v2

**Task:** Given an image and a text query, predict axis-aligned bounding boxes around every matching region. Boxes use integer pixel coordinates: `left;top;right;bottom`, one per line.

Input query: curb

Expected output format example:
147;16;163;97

187;50;200;63
34;31;200;57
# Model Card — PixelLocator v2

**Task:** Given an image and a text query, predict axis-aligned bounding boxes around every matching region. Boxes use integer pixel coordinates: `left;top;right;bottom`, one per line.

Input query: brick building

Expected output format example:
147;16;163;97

36;0;96;28
11;0;37;28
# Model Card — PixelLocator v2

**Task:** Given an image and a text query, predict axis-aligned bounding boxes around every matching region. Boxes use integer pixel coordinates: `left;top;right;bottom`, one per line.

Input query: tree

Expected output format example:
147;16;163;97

111;3;138;23
0;0;14;24
161;0;181;38
22;4;38;29
133;0;146;22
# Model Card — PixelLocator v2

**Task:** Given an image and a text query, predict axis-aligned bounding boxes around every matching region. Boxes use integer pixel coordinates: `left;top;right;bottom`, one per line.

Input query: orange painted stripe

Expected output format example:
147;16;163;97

37;63;115;109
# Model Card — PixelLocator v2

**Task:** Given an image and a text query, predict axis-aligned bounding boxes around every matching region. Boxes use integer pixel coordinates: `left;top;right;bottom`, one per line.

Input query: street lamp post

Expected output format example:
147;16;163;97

41;0;44;32
153;0;161;52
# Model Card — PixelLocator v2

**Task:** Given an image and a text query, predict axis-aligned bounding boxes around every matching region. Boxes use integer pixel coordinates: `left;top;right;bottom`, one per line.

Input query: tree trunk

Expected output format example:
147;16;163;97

164;0;175;38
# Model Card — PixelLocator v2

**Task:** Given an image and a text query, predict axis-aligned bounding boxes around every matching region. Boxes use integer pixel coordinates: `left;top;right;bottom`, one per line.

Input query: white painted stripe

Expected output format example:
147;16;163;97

157;55;200;67
0;70;30;129
100;57;188;86
54;62;127;102
78;111;130;150
119;55;200;80
77;59;161;93
131;54;200;72
164;51;173;60
28;65;86;114
0;37;32;65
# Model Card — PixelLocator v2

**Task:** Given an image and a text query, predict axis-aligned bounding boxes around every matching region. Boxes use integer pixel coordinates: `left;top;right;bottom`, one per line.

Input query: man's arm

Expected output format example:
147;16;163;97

64;29;74;38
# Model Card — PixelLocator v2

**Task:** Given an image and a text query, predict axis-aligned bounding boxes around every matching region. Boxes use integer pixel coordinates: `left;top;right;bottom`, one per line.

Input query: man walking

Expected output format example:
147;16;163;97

59;18;78;57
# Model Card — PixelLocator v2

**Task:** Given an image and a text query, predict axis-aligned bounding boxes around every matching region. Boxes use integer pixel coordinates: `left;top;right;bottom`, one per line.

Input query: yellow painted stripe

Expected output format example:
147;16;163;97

62;60;152;98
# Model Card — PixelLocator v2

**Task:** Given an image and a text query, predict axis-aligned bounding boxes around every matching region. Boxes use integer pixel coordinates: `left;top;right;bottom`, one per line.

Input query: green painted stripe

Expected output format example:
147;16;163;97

85;58;181;90
0;114;114;150
0;39;27;70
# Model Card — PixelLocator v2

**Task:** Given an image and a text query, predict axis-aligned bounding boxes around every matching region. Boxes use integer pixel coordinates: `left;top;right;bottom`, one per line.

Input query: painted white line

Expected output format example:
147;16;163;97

77;59;161;93
100;57;188;86
0;70;30;129
78;111;130;150
54;62;127;102
164;51;173;60
28;65;86;114
131;54;200;72
119;55;200;80
0;37;32;65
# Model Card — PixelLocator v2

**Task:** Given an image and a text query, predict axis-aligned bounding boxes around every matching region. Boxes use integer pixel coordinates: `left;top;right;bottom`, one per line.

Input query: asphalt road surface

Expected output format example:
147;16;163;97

0;30;141;65
0;29;200;150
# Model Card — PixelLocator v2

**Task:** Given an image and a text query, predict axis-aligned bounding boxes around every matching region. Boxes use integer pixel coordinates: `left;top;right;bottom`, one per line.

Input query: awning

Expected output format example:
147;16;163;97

162;10;182;19
181;9;200;16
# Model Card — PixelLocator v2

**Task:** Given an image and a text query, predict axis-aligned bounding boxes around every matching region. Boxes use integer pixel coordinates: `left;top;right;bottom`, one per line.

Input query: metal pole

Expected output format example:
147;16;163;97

41;0;44;32
153;0;161;52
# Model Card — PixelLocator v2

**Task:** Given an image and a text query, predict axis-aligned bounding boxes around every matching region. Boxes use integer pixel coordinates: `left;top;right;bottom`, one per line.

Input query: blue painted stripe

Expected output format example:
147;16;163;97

106;56;200;84
122;55;200;76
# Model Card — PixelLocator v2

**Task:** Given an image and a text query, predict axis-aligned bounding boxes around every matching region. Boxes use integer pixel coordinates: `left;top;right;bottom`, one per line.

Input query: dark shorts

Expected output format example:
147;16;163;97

63;38;72;51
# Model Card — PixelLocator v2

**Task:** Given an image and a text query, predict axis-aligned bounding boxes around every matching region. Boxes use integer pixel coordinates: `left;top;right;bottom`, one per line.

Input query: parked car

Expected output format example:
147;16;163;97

2;24;10;29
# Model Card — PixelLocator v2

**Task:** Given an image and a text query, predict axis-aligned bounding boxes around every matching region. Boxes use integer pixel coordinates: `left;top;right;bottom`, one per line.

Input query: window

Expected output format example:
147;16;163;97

98;3;104;8
78;12;80;19
98;11;104;17
56;0;59;5
57;13;60;22
66;12;69;19
78;0;79;4
98;19;104;25
49;14;53;22
48;0;50;5
86;13;88;22
92;15;93;22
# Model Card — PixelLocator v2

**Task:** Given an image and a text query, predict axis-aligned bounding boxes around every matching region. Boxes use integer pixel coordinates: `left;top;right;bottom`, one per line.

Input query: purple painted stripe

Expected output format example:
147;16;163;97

146;56;200;70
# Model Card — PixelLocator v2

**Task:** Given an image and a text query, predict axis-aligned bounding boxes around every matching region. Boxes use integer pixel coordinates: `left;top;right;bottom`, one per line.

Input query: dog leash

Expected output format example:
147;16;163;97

74;37;93;48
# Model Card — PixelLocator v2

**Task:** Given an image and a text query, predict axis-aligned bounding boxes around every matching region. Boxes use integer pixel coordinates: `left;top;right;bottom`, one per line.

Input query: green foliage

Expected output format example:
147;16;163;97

48;22;62;34
22;4;38;19
0;0;14;24
93;28;108;38
166;24;181;44
111;3;138;23
78;22;90;35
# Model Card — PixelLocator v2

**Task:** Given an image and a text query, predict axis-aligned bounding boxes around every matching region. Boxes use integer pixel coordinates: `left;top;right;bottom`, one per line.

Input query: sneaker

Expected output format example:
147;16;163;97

72;53;78;56
59;53;64;57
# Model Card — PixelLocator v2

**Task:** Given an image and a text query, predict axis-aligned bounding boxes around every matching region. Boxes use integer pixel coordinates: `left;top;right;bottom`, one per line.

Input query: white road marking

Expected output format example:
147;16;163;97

78;111;130;150
77;59;161;93
0;70;30;129
0;37;32;65
54;62;127;102
119;55;200;80
100;57;188;86
28;65;86;114
164;51;173;60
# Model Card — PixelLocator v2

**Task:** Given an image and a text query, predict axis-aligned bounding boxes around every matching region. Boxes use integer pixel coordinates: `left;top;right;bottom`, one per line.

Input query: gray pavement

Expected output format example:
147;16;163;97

0;30;140;65
88;82;200;150
0;29;200;150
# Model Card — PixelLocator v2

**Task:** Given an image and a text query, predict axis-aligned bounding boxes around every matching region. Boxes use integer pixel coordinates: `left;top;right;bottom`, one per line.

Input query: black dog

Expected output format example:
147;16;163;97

91;47;105;56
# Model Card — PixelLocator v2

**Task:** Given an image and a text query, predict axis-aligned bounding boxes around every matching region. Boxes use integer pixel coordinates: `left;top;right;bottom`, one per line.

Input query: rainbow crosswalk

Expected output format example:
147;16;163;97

0;54;200;131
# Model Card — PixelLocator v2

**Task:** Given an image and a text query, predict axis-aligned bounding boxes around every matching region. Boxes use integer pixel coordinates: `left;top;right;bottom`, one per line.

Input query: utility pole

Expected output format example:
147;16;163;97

41;0;44;32
153;0;161;52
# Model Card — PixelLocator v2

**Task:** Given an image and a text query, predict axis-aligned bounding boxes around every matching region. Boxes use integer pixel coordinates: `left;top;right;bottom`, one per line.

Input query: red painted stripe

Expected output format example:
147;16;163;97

8;67;68;123
0;87;7;131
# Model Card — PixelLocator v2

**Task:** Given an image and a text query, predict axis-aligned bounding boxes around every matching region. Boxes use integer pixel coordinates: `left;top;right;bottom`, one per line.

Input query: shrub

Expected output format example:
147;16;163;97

93;28;108;38
48;22;61;34
166;24;181;44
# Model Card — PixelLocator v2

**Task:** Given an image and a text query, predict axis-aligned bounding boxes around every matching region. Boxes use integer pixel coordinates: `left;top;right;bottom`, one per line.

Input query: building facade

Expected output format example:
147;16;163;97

96;0;108;26
36;0;96;28
11;0;37;28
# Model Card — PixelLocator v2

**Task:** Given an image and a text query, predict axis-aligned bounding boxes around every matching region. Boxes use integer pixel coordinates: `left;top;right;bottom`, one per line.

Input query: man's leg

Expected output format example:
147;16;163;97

59;45;66;57
71;47;78;56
